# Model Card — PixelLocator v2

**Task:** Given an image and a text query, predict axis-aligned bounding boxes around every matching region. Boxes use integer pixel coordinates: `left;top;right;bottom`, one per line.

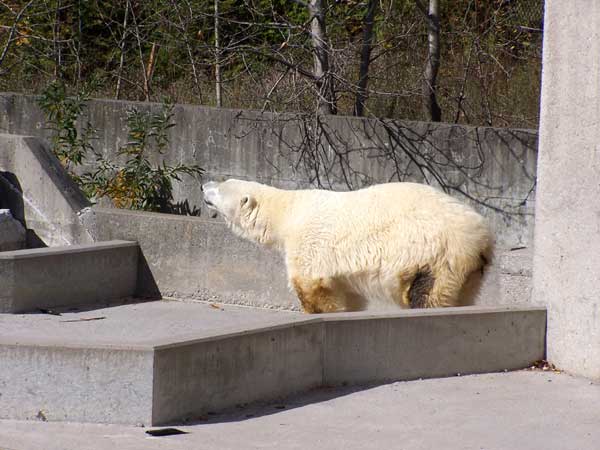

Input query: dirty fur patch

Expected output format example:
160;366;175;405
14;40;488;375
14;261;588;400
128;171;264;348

292;277;345;313
408;268;435;309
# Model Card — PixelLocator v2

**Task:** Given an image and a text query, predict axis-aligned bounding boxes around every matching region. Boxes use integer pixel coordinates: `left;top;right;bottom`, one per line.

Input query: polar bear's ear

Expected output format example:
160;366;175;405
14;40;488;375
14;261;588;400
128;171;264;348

240;195;257;209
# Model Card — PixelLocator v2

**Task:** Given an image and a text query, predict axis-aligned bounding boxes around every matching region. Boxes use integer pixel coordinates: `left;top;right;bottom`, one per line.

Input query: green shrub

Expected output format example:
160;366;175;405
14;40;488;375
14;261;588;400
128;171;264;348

38;82;203;213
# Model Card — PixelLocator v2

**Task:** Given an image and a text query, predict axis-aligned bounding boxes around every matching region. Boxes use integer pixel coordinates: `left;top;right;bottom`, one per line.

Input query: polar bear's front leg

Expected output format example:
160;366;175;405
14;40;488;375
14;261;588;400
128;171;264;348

290;276;347;313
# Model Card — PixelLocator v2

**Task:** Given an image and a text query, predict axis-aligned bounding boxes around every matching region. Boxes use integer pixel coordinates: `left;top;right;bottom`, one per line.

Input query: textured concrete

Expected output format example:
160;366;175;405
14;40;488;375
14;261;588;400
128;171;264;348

0;346;154;426
0;301;301;425
152;321;324;425
84;207;297;309
0;301;546;425
0;371;598;450
0;133;92;247
533;1;600;378
0;300;303;347
323;307;544;385
477;247;532;306
0;240;139;313
0;93;537;248
0;209;25;251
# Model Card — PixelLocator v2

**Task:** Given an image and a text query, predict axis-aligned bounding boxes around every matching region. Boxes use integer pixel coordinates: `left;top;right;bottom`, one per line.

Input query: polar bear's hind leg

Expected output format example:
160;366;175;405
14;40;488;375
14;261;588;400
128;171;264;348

291;276;366;313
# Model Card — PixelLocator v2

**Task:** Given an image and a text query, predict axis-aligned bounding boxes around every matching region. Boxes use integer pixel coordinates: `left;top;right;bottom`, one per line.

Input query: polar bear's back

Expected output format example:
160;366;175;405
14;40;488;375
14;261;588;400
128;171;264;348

291;182;492;279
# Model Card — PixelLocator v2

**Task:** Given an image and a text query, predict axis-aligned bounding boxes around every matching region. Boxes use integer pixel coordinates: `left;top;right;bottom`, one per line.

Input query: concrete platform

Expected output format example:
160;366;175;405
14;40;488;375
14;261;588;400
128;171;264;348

0;301;546;426
0;370;597;450
0;240;139;313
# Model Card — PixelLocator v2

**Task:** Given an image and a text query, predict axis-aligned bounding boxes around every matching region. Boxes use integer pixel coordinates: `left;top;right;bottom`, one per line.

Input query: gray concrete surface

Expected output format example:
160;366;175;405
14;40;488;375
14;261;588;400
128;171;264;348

0;133;92;247
0;209;25;251
477;247;532;306
322;306;544;385
85;207;533;310
533;1;600;379
0;300;302;347
84;207;297;308
0;240;139;313
0;301;301;425
0;93;537;248
0;371;597;450
0;301;545;425
152;321;324;425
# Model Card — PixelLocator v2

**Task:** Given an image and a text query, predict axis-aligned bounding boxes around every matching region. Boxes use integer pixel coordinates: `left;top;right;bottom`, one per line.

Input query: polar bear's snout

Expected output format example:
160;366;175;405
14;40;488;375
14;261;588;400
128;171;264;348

202;181;220;208
202;181;223;219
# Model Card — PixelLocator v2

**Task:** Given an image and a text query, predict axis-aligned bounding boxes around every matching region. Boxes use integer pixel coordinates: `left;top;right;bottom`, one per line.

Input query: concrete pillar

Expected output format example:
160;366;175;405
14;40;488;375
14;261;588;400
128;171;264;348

533;1;600;378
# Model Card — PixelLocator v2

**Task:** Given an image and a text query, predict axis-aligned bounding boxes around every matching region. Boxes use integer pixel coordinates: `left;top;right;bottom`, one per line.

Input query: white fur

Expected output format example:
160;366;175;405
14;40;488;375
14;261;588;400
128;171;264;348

203;179;494;312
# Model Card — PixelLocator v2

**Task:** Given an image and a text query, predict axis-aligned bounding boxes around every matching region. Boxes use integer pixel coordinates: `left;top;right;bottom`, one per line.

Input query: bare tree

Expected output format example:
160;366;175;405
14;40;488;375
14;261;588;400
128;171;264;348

114;0;130;99
308;0;335;115
214;0;222;107
354;0;377;116
0;0;35;73
170;0;203;103
0;0;543;128
416;0;442;122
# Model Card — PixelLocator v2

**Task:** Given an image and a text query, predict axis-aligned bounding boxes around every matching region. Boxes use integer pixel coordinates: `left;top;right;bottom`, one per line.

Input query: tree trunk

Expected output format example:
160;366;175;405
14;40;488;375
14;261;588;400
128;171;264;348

422;0;441;122
145;42;159;85
53;0;62;78
308;0;335;115
214;0;222;107
354;0;377;117
115;0;130;99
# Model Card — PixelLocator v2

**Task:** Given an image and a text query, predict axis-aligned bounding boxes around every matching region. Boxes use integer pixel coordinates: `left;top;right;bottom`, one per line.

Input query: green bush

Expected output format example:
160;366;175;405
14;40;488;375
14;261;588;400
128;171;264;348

38;82;203;213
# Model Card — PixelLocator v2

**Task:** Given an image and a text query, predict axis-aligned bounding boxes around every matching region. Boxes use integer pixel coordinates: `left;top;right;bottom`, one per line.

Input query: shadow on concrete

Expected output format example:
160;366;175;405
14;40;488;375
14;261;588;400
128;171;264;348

136;250;162;300
0;171;46;248
181;384;377;426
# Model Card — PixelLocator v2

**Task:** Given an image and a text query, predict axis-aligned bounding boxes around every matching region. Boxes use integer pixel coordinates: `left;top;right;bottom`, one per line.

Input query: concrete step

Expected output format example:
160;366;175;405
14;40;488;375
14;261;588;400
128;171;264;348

0;301;546;426
0;240;139;313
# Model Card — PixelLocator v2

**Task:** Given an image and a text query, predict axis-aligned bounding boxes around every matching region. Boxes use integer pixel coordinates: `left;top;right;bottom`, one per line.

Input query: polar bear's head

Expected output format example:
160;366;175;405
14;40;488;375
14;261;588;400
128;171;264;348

202;179;276;244
202;179;257;220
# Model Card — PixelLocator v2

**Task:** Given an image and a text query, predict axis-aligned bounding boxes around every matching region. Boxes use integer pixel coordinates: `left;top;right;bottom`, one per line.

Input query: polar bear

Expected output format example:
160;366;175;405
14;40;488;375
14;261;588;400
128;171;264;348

202;179;493;313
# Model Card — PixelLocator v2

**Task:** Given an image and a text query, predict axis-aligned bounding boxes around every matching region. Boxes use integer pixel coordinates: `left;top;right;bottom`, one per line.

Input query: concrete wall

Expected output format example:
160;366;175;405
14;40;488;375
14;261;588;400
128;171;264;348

532;1;600;379
0;93;537;248
0;134;93;247
84;207;297;309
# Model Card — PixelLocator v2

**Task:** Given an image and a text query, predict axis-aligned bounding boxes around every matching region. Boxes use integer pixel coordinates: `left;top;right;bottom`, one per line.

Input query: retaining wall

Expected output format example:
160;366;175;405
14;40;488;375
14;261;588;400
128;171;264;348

0;93;537;248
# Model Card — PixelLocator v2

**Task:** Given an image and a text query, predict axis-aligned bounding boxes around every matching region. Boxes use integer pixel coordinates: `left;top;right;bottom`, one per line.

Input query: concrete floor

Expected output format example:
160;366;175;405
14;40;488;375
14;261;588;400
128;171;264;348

0;371;597;450
0;300;302;347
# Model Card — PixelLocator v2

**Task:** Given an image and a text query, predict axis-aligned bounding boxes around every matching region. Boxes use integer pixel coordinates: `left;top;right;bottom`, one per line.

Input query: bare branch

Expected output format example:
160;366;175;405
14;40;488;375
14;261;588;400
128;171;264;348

0;0;35;70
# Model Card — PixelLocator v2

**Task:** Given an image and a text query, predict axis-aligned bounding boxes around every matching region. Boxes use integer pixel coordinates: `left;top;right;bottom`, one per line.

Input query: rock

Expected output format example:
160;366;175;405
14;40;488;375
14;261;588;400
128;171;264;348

0;209;26;251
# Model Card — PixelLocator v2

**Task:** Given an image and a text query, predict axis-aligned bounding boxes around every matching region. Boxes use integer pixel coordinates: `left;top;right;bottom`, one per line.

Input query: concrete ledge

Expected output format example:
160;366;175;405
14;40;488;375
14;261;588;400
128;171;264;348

323;307;545;385
153;321;324;424
0;240;139;313
0;345;154;425
0;303;546;425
